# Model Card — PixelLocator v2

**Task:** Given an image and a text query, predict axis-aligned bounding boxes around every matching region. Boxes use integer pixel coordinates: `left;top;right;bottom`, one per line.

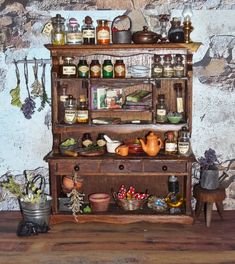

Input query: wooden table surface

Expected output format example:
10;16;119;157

0;211;235;264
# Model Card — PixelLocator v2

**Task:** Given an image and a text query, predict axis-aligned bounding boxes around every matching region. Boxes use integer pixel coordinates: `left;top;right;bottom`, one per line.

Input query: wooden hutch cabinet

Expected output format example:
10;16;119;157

45;43;200;224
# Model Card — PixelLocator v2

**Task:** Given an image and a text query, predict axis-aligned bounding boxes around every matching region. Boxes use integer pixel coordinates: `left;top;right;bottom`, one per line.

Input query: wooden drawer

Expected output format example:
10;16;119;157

100;160;142;174
54;160;100;175
143;160;187;173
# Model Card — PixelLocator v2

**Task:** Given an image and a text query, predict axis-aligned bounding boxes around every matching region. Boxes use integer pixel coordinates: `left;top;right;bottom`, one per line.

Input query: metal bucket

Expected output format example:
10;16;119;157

111;15;132;44
20;196;52;226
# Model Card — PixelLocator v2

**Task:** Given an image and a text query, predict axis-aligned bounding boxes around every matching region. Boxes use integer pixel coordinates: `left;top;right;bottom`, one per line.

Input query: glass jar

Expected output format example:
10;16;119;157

102;59;113;78
77;95;88;124
178;126;191;156
114;59;126;78
82;16;95;45
96;133;106;147
165;131;177;155
51;14;65;45
66;18;82;45
156;94;167;123
60;85;69;103
96;19;110;45
90;59;101;78
64;95;77;124
174;54;185;77
168;176;179;194
59;57;77;78
168;17;184;43
151;55;163;78
77;59;89;78
163;54;174;78
174;83;184;114
82;133;93;147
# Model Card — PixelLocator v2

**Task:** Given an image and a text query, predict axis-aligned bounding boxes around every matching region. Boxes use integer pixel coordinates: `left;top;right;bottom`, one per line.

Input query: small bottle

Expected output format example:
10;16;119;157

174;54;185;77
66;18;83;45
114;59;126;78
64;95;77;124
168;17;184;43
60;85;69;104
163;55;174;78
77;95;88;124
165;131;177;155
178;126;191;156
51;14;65;45
96;133;106;147
59;57;77;78
156;94;167;123
168;176;179;194
102;59;113;78
174;83;184;114
151;55;163;78
96;19;110;45
77;59;89;78
82;133;93;147
82;16;95;44
90;59;101;78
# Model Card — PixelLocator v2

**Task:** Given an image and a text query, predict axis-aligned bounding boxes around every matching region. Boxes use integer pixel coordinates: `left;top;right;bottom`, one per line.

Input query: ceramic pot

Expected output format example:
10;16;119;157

132;26;160;44
89;193;110;212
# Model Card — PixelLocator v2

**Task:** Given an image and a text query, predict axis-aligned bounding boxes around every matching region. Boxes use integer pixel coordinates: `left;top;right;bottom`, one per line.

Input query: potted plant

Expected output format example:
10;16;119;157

198;148;220;190
0;170;52;226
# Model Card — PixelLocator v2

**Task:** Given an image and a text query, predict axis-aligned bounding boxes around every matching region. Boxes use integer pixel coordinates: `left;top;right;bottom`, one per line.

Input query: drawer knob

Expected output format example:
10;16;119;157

162;165;168;171
74;165;80;171
119;164;124;170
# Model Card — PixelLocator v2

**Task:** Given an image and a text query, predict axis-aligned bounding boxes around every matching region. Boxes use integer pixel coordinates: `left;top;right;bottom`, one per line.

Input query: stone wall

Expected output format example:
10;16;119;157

0;0;234;210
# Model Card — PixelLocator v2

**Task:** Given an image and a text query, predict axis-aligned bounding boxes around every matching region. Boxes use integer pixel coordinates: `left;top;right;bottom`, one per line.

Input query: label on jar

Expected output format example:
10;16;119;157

77;110;88;123
78;65;89;73
82;139;92;147
97;29;110;40
154;67;163;73
165;143;177;152
163;67;174;77
178;142;190;155
115;65;125;74
177;97;184;113
174;66;184;77
66;32;83;44
64;109;76;123
97;139;106;147
60;95;68;102
103;65;113;73
82;29;95;38
157;109;166;116
62;66;76;75
91;65;101;73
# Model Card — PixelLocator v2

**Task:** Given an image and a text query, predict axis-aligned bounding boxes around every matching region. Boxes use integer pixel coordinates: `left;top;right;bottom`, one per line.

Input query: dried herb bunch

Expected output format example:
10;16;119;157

198;148;219;170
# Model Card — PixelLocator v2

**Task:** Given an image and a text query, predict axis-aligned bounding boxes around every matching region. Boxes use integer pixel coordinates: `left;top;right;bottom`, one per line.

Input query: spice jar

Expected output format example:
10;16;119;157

163;54;174;78
156;94;167;123
82;16;95;44
90;59;101;78
66;18;82;45
64;95;77;124
178;126;191;156
102;59;113;78
77;95;88;124
114;59;126;78
165;131;177;155
82;133;93;147
77;59;89;78
174;54;185;77
59;57;77;78
151;55;163;78
51;14;65;45
96;19;110;45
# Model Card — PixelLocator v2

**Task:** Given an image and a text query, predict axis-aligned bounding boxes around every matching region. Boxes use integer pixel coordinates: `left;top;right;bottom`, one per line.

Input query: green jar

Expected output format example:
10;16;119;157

102;59;113;78
77;59;89;78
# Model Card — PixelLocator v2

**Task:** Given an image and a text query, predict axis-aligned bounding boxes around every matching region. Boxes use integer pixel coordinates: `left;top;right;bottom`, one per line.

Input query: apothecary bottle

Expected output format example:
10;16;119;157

96;133;106;147
60;85;69;103
156;94;167;123
66;18;82;45
96;19;110;45
174;54;185;77
178;126;191;156
77;95;88;124
77;59;89;78
82;133;93;147
151;55;163;78
51;14;65;45
114;59;126;78
174;83;184;114
102;59;113;78
168;17;184;43
163;55;174;78
82;16;95;44
168;176;179;194
90;59;101;78
64;95;77;124
59;57;77;78
165;131;177;155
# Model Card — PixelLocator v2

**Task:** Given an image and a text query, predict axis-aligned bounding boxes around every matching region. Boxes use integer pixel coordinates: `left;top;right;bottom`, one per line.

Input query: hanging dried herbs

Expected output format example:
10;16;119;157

38;62;51;111
31;58;43;98
10;60;23;108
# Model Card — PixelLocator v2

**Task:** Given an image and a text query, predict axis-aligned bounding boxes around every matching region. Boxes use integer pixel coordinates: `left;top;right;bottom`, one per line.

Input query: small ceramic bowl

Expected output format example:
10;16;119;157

167;113;182;124
106;140;121;153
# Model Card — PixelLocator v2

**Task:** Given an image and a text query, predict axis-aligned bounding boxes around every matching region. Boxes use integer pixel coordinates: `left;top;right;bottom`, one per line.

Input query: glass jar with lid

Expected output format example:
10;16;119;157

66;18;82;45
178;126;191;156
59;57;77;78
151;55;163;78
102;59;113;78
51;14;65;45
156;94;167;123
114;59;126;78
90;59;101;78
165;131;177;155
64;95;77;124
77;95;88;124
168;17;184;43
82;16;95;45
77;59;89;78
96;19;110;45
174;54;185;77
163;54;174;78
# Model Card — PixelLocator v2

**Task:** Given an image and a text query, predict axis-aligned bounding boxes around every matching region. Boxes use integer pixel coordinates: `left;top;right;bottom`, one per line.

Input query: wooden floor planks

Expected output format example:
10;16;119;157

0;211;235;264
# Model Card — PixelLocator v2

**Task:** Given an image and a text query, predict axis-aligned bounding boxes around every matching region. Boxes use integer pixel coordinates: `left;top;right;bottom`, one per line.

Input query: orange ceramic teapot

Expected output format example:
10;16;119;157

139;131;163;157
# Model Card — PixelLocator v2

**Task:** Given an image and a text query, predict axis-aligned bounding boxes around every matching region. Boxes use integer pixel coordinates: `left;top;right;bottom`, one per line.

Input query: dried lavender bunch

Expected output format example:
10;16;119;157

198;148;219;170
21;97;36;119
